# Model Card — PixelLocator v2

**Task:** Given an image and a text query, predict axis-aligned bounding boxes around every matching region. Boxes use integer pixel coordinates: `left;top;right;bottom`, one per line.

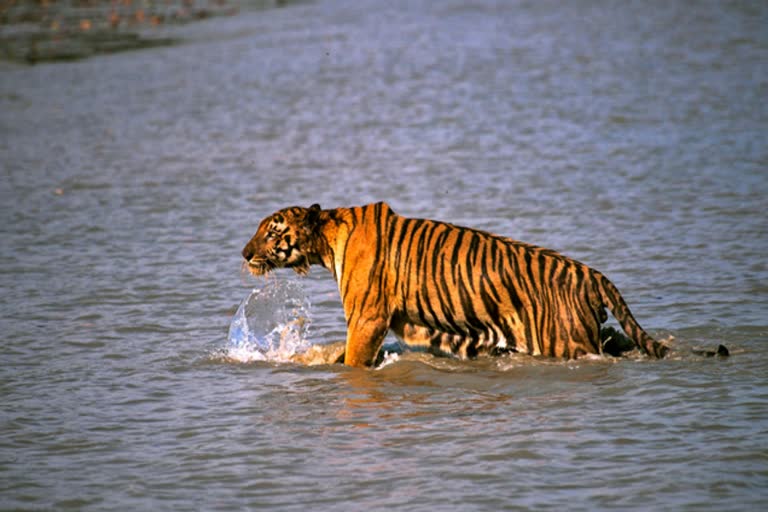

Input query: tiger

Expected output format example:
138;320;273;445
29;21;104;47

241;202;671;367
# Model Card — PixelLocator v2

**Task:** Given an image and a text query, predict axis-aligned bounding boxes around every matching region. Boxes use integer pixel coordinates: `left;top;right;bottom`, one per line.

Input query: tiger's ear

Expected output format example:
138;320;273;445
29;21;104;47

306;204;322;231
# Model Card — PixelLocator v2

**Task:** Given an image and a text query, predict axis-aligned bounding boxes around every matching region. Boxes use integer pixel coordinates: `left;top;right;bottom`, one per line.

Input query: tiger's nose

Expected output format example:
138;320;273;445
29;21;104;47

242;245;254;261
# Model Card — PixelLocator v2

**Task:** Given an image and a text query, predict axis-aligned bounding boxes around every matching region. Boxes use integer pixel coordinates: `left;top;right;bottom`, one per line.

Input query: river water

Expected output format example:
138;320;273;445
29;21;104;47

1;1;767;510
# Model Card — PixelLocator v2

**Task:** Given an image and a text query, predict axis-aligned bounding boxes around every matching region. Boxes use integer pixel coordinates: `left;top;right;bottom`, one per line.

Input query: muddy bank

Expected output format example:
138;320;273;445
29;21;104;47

0;0;292;63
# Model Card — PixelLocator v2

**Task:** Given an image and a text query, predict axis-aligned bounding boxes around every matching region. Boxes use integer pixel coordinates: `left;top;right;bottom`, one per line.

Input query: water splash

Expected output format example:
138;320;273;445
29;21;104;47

225;279;312;363
375;351;401;370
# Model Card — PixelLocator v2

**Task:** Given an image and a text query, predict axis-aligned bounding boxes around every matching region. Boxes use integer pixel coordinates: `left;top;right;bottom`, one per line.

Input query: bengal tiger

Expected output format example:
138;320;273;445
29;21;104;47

241;202;671;367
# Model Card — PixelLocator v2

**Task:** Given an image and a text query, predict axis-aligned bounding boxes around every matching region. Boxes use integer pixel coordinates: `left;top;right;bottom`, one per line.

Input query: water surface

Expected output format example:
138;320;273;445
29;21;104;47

1;1;767;510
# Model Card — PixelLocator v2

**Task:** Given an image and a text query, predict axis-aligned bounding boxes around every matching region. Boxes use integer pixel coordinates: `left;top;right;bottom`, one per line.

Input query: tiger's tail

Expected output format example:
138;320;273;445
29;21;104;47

594;271;669;358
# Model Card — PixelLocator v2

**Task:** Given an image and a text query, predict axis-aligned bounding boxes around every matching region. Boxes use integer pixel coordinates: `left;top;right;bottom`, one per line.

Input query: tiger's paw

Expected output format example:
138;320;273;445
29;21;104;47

648;340;670;359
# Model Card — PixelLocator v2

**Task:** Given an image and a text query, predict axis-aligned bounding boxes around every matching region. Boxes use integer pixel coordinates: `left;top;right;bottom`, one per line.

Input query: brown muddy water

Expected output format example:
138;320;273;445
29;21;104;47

1;1;767;510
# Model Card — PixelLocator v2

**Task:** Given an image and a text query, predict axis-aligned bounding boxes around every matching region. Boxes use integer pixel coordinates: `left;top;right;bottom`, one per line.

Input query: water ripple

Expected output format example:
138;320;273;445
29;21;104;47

1;1;766;511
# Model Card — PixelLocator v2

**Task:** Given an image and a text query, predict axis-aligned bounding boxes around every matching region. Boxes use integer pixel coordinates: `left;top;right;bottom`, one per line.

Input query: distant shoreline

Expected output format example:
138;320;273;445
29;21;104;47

0;0;290;64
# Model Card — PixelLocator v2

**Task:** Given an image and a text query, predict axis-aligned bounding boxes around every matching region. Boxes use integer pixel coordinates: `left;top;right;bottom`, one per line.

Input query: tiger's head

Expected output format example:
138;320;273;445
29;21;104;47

242;204;322;276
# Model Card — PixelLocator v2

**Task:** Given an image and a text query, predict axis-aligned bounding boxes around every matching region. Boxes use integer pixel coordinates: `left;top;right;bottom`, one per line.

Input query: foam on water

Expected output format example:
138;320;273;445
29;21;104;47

375;351;401;370
225;279;312;363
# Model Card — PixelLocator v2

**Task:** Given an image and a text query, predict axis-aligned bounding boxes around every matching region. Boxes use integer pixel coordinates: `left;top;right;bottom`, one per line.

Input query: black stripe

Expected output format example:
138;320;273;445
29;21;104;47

361;205;387;311
419;224;444;328
450;227;467;270
479;276;501;324
400;218;422;300
457;273;487;336
434;234;464;334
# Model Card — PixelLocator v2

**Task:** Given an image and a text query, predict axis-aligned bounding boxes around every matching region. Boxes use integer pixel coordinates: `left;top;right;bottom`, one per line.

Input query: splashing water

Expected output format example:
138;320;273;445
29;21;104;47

226;280;312;363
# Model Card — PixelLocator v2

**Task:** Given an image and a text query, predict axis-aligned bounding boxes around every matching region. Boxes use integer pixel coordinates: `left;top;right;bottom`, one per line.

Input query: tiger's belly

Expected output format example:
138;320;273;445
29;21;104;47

391;321;518;359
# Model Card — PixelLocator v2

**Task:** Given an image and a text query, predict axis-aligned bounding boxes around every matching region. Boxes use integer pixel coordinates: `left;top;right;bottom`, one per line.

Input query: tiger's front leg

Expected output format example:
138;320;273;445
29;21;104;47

343;315;389;367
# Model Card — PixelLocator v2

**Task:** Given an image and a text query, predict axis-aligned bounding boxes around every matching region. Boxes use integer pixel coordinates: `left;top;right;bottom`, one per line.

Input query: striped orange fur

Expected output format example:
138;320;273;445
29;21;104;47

242;202;668;367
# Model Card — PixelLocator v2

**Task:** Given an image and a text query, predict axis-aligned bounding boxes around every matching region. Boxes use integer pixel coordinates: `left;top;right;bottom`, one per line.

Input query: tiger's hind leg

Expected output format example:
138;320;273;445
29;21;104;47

600;326;636;357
